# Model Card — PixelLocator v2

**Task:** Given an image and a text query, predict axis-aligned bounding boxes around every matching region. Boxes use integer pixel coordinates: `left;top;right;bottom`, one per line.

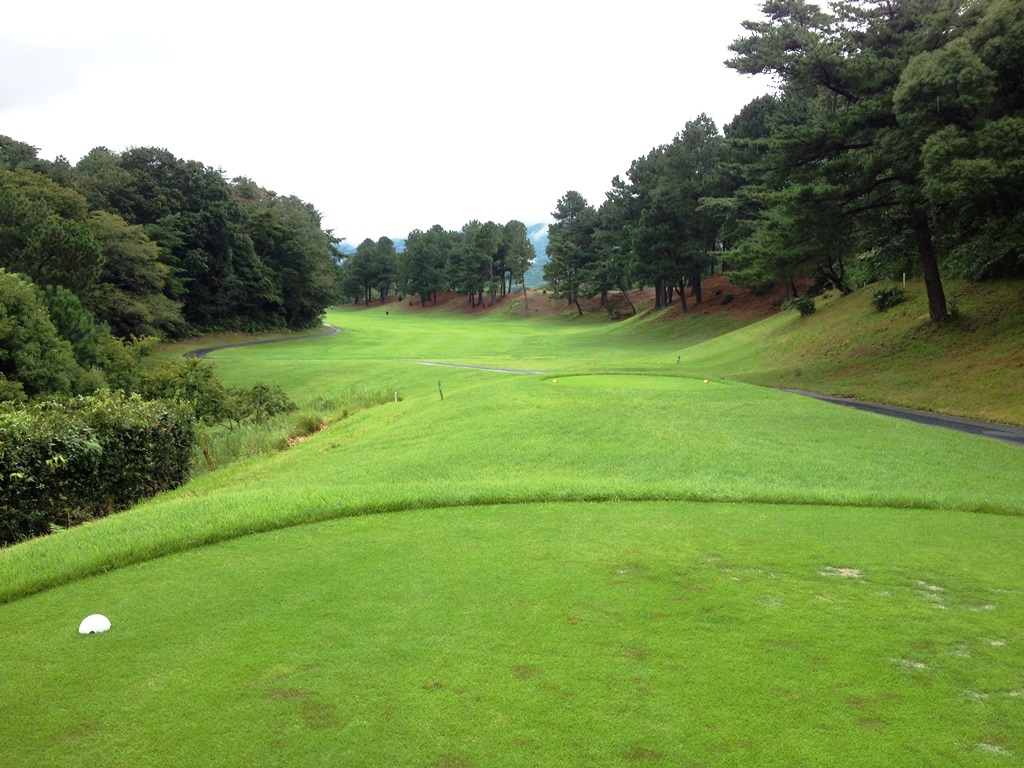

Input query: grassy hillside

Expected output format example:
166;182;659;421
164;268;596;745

1;282;1022;766
670;278;1024;426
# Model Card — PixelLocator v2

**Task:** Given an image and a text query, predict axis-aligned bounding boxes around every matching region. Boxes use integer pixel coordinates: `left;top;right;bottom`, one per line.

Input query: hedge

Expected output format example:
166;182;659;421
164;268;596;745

0;392;195;544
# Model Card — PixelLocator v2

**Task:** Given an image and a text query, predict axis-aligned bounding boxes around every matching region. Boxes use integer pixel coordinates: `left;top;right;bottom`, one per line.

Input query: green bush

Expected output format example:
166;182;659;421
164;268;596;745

720;293;734;305
871;285;908;312
0;392;194;544
235;381;296;425
784;296;816;316
142;357;227;425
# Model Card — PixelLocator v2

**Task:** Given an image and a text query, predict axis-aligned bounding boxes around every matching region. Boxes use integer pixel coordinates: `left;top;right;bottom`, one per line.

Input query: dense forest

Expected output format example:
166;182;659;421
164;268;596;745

1;139;340;338
542;0;1024;321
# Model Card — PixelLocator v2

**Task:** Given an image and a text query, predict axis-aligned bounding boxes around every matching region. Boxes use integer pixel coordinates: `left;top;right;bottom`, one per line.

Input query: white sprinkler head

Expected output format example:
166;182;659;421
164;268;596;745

78;614;111;634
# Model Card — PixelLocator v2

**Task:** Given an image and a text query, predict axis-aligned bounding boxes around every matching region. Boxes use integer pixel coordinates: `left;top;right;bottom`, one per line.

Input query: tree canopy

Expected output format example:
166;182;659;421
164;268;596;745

1;138;340;339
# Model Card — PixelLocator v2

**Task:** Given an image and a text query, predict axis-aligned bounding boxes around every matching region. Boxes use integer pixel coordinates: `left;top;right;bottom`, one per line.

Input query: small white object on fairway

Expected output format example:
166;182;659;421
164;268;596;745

78;614;111;634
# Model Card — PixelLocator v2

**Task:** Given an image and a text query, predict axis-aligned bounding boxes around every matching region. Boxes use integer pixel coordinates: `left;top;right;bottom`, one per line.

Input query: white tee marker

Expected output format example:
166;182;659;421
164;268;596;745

78;614;111;634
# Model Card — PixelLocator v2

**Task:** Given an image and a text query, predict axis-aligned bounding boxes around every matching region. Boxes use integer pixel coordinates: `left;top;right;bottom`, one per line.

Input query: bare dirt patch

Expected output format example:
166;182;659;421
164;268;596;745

513;665;543;681
625;745;665;762
264;687;311;701
821;566;864;579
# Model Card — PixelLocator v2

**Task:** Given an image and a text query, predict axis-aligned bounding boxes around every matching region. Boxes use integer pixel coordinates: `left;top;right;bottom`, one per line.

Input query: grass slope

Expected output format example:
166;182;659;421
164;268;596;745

2;289;1022;766
672;278;1024;426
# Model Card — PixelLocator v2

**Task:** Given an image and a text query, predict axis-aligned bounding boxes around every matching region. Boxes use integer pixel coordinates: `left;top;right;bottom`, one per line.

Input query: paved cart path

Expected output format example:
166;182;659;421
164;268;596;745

185;324;340;358
785;389;1024;447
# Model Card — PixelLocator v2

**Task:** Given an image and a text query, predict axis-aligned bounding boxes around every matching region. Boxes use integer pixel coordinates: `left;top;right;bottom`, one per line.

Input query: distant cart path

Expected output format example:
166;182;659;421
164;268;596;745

786;389;1024;447
411;361;548;375
185;324;340;359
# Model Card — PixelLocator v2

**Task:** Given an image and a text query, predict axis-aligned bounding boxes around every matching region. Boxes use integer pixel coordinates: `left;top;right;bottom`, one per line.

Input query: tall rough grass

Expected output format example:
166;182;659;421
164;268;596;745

194;386;399;473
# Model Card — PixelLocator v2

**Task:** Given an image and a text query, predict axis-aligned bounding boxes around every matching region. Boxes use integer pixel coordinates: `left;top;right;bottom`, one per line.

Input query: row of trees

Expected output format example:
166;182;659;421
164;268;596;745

543;0;1024;322
544;114;726;315
337;220;536;308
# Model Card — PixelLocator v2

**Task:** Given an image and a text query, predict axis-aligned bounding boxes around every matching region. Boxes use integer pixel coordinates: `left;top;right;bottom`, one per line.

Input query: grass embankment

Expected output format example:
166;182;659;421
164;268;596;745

673;278;1024;425
1;290;1022;766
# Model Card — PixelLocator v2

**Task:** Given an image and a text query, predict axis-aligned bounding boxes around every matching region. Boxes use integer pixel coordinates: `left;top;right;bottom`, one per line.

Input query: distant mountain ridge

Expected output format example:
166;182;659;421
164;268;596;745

334;239;405;255
525;222;549;288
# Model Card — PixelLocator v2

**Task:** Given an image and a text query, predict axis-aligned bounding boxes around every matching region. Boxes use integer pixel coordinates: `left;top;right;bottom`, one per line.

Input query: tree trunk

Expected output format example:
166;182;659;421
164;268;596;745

620;289;636;316
820;256;851;295
654;278;665;310
677;280;688;313
908;204;948;322
690;273;703;305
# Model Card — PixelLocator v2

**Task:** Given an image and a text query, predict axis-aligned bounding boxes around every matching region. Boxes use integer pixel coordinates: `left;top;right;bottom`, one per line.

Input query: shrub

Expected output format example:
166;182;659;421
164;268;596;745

871;286;908;312
720;293;734;305
785;296;816;316
144;360;296;430
236;381;296;425
0;392;194;544
142;357;227;425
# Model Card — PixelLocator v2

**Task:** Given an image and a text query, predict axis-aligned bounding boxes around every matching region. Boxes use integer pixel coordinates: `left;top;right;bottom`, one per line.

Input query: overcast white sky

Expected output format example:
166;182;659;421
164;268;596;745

2;0;771;245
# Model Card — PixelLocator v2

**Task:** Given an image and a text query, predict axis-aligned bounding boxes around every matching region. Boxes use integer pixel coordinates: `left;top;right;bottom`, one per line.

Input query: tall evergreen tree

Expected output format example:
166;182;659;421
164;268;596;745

400;225;451;305
728;0;984;321
544;192;597;315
